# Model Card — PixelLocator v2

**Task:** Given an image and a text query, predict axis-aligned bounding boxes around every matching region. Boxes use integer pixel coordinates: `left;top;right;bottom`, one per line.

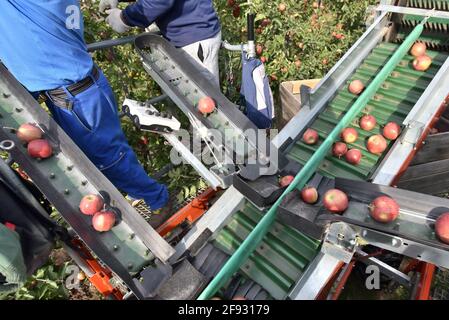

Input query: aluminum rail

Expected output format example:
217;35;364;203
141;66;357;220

376;4;449;20
198;21;426;300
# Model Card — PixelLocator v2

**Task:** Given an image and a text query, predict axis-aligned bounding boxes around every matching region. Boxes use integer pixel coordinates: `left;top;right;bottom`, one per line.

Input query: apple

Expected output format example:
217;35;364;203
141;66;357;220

198;96;216;114
260;56;268;64
348;80;364;95
227;0;235;7
302;128;319;145
332;142;348;158
92;210;116;232
79;194;104;216
383;122;401;140
345;149;362;165
77;271;86;282
333;32;345;40
295;60;302;68
279;175;294;187
256;44;263;56
260;18;271;27
359;115;377;131
369;196;400;223
278;3;287;12
413;55;432;71
27;139;53;159
366;134;387;155
410;42;426;57
323;189;349;213
17;123;43;143
233;296;247;300
301;186;319;204
435;213;449;244
341;127;358;143
232;5;240;18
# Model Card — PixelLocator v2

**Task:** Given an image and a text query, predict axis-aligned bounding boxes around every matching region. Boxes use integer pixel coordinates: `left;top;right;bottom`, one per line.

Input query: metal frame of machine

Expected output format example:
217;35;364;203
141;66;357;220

175;4;449;300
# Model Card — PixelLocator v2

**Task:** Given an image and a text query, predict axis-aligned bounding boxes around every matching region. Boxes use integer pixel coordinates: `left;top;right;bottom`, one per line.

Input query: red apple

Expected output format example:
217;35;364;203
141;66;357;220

341;127;358;144
92;210;116;232
410;42;427;57
198;96;216;114
227;0;235;8
256;44;263;56
79;194;104;216
260;18;271;27
260;56;268;63
359;115;377;131
366;134;387;155
383;122;401;140
301;186;319;204
27;139;53;159
295;60;302;68
332;142;348;158
17;123;43;143
369;196;400;223
302;128;319;145
413;55;432;71
232;5;240;18
279;175;294;187
348;80;364;95
345;149;362;165
323;189;349;213
435;213;449;244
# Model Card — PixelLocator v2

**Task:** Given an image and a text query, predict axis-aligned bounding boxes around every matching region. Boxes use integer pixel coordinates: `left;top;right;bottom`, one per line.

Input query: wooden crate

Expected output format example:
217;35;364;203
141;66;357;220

279;79;321;128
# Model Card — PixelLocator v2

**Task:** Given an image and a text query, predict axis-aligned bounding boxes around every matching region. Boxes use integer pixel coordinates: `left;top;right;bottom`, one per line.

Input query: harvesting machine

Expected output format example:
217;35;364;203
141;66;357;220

1;1;449;300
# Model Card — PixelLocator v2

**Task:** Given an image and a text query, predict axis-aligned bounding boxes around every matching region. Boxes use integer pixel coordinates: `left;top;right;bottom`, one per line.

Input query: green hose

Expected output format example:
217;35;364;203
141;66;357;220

198;21;425;300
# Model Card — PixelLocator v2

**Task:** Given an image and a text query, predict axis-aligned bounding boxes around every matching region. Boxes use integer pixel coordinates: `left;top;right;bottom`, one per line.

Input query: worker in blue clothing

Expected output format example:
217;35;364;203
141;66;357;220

0;1;169;215
100;0;222;87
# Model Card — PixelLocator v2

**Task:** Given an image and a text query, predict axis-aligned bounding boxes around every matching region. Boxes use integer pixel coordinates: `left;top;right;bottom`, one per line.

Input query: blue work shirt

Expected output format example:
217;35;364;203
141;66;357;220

123;0;221;48
0;1;93;92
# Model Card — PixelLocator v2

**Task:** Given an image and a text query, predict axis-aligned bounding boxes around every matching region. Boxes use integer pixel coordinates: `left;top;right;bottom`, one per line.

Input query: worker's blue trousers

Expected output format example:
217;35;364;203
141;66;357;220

43;68;168;210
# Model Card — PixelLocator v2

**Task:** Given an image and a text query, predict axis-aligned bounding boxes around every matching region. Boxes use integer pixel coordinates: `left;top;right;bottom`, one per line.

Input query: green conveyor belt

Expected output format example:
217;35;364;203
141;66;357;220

287;42;448;180
214;203;321;300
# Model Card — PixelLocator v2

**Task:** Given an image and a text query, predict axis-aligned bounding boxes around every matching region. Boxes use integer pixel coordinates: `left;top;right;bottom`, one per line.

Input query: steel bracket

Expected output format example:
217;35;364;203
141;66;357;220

322;222;359;264
400;120;425;147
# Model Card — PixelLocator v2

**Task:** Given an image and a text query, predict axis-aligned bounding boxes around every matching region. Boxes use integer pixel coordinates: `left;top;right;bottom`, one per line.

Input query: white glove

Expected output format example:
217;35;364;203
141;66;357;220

105;9;131;34
99;0;118;13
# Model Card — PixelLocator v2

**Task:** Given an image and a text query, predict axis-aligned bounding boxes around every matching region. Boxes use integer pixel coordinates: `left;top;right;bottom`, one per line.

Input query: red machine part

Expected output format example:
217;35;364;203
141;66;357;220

403;260;436;300
71;239;124;300
156;187;218;237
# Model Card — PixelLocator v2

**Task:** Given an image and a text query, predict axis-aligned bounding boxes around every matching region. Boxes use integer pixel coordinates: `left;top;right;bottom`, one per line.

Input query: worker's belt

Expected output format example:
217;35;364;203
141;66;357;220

43;66;100;110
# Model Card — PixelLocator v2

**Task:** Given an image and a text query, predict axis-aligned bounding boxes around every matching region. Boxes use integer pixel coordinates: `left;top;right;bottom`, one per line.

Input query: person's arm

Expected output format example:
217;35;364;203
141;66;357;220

122;0;176;28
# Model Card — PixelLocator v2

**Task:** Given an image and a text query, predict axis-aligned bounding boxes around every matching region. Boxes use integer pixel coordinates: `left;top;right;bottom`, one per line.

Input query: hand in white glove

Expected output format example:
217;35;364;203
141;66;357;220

105;9;131;34
99;0;118;13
